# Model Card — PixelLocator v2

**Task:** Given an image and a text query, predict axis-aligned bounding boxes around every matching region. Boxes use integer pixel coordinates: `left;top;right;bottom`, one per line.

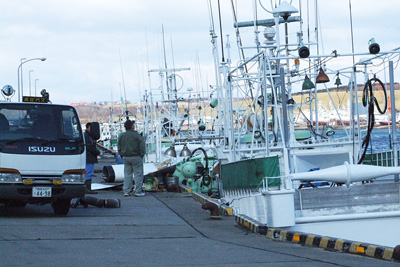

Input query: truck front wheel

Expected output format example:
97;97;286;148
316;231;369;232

52;199;71;215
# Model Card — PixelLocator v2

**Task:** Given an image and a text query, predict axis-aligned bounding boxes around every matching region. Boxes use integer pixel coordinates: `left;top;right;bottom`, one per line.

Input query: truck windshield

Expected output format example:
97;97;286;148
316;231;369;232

0;103;84;155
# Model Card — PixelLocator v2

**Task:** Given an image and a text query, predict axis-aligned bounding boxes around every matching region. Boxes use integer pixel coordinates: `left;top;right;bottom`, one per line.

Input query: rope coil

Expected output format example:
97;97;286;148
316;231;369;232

358;77;387;164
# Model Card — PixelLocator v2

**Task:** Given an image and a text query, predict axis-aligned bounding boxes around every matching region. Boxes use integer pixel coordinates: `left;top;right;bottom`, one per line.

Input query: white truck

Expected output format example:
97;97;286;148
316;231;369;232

0;92;99;215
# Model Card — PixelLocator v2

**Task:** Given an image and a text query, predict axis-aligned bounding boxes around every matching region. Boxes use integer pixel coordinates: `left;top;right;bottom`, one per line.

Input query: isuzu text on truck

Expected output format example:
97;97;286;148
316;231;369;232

0;86;99;215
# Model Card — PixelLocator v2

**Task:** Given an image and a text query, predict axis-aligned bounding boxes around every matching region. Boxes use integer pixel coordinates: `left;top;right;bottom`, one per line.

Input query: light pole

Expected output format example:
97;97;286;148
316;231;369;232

35;79;39;96
17;57;46;102
29;70;34;95
19;58;26;99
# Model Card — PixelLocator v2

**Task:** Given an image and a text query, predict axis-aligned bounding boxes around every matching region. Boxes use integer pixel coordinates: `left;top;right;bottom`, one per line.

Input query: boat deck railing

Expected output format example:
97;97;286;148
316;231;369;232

363;150;400;167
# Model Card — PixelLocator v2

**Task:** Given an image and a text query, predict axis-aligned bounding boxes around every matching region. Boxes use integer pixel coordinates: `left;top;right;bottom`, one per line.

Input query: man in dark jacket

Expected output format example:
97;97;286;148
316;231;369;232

118;120;146;197
84;122;100;194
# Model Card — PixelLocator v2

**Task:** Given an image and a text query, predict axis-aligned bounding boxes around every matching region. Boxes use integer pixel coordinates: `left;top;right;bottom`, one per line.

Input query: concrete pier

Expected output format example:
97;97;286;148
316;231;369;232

0;157;398;266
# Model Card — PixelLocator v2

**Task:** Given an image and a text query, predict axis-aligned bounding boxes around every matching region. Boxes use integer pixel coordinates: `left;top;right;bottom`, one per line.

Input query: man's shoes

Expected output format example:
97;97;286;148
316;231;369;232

85;180;98;194
124;193;130;197
86;189;98;194
134;192;145;197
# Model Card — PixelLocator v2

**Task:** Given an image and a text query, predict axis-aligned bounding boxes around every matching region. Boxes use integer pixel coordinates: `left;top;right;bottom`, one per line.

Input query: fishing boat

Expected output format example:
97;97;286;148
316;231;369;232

101;1;400;249
181;0;400;248
133;0;400;192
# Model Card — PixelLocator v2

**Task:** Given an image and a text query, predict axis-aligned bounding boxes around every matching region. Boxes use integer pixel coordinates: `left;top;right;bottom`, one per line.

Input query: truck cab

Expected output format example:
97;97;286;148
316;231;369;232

0;100;93;215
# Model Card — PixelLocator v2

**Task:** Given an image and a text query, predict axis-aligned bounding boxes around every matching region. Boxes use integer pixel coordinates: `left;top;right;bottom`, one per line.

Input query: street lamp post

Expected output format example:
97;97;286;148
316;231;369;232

29;70;34;95
17;57;46;102
35;79;39;96
19;58;26;100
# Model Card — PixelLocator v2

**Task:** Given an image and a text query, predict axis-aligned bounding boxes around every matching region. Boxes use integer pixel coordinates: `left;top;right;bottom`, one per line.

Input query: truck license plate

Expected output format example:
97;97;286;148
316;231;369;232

32;187;52;197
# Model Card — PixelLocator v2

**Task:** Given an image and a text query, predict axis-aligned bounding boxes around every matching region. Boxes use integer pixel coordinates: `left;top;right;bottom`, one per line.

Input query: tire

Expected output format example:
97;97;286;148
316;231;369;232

52;199;71;215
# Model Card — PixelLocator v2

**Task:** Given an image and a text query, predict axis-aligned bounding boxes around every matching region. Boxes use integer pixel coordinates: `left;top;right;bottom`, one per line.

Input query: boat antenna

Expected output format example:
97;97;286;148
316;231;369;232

299;0;303;35
192;51;201;99
118;48;129;120
307;0;310;46
314;0;320;58
161;24;170;100
255;0;261;50
162;24;168;71
306;0;314;75
316;2;325;54
348;0;356;67
137;61;142;101
145;27;151;90
217;0;225;62
196;51;204;97
170;35;178;102
110;89;114;123
170;36;176;72
348;0;357;162
208;0;216;33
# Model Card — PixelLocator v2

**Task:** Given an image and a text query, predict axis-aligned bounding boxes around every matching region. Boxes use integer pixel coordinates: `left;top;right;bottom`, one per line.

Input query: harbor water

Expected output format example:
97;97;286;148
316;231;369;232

333;128;398;153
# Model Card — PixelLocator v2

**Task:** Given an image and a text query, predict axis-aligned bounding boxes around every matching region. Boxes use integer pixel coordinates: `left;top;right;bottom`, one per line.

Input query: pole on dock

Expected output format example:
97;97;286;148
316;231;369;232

389;61;399;182
280;68;292;174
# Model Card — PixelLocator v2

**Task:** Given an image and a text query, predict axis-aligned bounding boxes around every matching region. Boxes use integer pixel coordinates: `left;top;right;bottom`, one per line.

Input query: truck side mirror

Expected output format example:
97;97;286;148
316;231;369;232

90;122;101;141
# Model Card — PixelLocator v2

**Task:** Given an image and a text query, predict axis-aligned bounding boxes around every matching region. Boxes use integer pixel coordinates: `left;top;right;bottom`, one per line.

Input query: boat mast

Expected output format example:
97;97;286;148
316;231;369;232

208;0;224;141
118;49;129;121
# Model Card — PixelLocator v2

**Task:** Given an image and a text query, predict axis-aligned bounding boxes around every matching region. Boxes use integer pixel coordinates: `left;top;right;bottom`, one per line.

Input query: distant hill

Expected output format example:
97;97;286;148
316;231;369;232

292;83;400;112
75;104;140;125
75;83;400;124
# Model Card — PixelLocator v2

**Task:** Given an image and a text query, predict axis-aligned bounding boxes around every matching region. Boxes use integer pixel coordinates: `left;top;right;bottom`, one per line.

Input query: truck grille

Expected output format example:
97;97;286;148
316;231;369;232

21;175;61;184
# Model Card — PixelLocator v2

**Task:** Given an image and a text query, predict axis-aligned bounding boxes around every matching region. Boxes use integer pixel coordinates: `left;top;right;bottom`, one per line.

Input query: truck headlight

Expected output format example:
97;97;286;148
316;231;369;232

61;169;85;183
0;168;22;183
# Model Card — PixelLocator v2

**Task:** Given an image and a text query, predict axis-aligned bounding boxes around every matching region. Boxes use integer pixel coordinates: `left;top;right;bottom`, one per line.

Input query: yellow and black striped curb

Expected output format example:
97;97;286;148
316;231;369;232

267;228;396;262
190;191;233;216
184;187;400;262
179;184;192;193
235;214;268;235
192;191;209;204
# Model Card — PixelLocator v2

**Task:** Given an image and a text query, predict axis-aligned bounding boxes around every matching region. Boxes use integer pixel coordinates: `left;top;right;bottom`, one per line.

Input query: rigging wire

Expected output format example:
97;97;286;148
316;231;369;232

373;54;400;75
230;0;254;101
297;106;327;140
258;0;293;13
258;0;272;13
217;0;225;62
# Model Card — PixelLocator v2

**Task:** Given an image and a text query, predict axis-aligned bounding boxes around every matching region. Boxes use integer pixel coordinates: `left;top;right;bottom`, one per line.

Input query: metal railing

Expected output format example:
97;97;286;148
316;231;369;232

363;151;400;167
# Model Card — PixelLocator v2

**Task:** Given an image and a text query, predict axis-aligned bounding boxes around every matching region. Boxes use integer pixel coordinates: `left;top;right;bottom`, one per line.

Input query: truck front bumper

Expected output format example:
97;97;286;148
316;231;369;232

0;184;86;204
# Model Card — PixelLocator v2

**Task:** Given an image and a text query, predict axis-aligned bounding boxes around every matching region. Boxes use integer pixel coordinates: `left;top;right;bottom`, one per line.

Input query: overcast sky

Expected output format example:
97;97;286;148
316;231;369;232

0;0;399;104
